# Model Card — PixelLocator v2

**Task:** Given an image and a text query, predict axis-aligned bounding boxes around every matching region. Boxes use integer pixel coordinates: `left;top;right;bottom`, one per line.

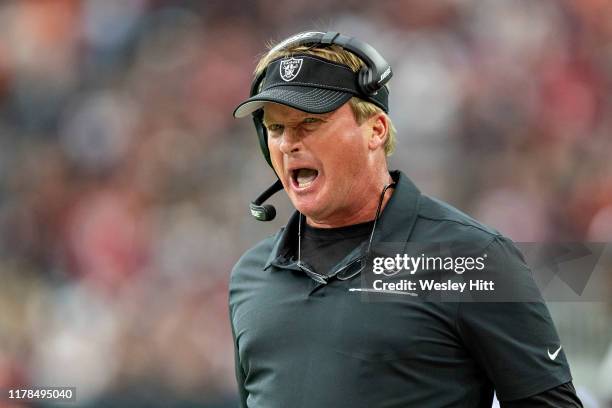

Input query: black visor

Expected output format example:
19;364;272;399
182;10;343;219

233;54;389;118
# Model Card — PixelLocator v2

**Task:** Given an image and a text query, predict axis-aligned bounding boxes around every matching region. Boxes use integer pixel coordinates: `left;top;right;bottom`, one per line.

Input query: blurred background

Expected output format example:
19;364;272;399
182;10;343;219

0;0;611;407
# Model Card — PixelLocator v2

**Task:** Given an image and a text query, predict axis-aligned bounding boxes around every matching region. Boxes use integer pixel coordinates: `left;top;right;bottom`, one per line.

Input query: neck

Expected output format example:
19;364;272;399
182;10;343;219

306;171;394;228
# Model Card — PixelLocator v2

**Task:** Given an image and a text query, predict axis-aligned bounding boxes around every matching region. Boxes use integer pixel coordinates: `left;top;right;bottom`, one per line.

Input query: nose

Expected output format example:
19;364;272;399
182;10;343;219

278;127;301;155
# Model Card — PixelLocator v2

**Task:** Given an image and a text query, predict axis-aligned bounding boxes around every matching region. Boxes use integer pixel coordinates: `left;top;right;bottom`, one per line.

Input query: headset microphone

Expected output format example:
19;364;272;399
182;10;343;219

250;179;283;221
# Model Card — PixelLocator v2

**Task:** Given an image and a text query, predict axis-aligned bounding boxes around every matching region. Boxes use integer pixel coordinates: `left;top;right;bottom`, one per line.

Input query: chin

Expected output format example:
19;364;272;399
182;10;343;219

292;198;324;219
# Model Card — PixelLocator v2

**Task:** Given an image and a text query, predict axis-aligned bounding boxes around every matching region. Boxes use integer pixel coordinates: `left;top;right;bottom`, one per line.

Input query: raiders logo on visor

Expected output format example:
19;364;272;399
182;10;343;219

279;57;303;81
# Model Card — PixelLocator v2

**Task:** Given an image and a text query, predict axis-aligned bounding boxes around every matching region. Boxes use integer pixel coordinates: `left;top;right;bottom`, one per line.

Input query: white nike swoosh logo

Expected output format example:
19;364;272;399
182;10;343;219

547;345;562;360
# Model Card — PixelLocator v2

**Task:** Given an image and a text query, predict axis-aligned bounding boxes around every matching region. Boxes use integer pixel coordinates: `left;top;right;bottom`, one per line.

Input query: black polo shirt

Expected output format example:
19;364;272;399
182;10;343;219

229;171;573;408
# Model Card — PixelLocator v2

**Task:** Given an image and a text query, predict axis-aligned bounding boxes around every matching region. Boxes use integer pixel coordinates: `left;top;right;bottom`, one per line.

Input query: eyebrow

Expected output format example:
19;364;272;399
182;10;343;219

261;117;274;127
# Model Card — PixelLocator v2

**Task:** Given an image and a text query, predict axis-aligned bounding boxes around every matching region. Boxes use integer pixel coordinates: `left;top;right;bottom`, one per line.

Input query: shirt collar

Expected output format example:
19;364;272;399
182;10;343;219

264;170;421;270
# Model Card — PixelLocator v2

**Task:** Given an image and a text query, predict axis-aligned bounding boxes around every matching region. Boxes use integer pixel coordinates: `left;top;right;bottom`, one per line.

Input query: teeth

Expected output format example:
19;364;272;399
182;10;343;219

295;169;317;187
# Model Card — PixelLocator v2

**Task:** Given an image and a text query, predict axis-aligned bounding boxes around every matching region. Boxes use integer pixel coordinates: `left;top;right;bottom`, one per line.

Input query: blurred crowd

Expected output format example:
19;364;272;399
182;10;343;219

0;0;611;406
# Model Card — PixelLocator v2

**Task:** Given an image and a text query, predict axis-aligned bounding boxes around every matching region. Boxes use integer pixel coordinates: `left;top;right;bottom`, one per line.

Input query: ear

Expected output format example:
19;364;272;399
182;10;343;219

367;113;388;151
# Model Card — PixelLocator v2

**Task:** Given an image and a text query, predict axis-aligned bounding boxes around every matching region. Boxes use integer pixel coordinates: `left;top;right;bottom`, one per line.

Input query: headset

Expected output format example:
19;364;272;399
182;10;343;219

249;31;393;221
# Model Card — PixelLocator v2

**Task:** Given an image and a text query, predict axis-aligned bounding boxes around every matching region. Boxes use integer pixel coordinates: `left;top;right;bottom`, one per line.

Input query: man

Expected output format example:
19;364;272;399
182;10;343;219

229;31;582;407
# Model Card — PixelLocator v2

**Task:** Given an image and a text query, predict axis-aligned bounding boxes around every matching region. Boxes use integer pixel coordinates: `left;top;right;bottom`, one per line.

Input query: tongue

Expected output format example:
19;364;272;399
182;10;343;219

296;169;317;186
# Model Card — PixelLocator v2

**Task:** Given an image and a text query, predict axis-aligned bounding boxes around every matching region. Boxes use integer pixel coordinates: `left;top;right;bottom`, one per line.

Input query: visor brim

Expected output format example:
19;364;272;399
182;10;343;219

233;86;353;118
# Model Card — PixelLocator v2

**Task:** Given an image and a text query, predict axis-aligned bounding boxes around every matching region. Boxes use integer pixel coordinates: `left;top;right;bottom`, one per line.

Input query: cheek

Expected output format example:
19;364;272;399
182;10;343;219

323;132;367;174
267;139;284;173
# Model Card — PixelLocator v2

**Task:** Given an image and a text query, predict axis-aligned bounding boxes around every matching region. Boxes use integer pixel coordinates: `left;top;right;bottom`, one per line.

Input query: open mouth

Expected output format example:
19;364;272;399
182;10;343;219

290;168;319;189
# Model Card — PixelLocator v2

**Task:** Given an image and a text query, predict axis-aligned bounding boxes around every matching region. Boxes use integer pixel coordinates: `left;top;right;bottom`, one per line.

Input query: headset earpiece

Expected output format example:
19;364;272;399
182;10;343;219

358;68;374;95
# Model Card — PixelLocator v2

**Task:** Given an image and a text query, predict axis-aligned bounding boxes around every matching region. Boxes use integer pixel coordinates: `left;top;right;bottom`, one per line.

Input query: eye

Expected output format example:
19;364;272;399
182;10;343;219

266;124;284;134
301;117;323;131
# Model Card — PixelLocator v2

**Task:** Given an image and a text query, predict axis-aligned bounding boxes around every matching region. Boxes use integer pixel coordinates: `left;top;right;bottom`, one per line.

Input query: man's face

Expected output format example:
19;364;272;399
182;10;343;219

263;102;374;225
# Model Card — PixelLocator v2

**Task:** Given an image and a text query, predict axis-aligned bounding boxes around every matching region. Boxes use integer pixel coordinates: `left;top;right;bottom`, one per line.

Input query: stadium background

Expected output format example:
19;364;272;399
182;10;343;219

0;0;611;406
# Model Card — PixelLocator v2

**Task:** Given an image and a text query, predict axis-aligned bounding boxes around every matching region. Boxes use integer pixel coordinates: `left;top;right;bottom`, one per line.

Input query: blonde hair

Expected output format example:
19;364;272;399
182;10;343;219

255;44;396;156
